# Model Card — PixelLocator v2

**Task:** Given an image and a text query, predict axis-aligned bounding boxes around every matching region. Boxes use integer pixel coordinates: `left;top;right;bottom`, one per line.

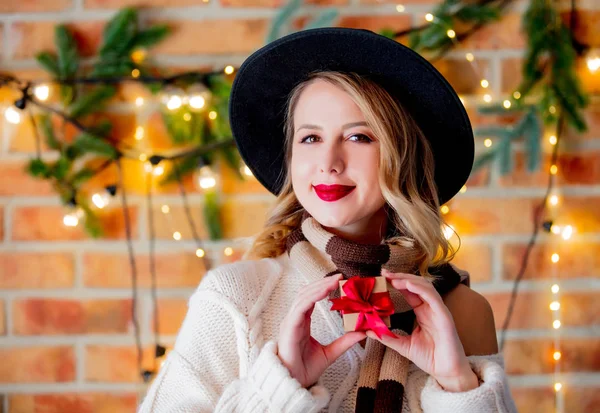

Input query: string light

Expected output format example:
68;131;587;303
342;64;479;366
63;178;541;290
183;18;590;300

549;135;557;145
550;164;558;175
561;225;573;240
135;97;144;107
551;224;561;234
224;65;235;75
484;138;493;147
585;48;600;73
208;111;217;120
440;205;450;215
425;13;434;22
63;208;84;227
92;192;111;209
551;284;560;294
554;382;562;392
480;79;489;88
483;94;492;103
224;247;233;256
139;154;148;162
549;301;560;311
446;29;456;38
131;49;147;64
161;205;170;214
513;91;521;99
549;194;559;206
396;5;405;13
551;253;560;263
162;87;185;111
459;185;467;193
33;84;50;101
442;223;455;240
553;351;561;361
131;69;141;78
196;165;217;190
135;126;144;141
4;106;21;124
503;100;511;109
465;53;474;62
549;106;556;114
188;84;211;110
173;231;182;241
553;320;561;329
196;248;205;258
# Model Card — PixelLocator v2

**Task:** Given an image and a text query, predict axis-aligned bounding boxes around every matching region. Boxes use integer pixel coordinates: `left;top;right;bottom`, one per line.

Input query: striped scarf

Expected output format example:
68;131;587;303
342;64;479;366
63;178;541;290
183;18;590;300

286;214;463;413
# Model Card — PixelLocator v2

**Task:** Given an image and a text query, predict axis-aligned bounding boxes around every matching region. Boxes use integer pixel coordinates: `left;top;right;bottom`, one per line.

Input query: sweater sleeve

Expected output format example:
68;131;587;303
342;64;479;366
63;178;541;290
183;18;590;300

415;353;518;413
138;273;330;413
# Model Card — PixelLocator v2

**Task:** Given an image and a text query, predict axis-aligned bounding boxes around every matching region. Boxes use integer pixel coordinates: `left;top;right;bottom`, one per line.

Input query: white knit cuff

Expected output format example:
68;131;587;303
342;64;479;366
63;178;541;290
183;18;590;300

420;354;518;413
247;340;331;413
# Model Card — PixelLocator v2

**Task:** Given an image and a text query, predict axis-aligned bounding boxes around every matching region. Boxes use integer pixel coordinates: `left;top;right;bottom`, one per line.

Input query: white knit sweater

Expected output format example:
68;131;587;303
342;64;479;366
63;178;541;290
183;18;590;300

138;253;518;412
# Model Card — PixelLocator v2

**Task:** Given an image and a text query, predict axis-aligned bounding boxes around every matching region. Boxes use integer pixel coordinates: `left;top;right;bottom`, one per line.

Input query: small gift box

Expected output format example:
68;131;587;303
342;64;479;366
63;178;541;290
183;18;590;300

330;276;395;338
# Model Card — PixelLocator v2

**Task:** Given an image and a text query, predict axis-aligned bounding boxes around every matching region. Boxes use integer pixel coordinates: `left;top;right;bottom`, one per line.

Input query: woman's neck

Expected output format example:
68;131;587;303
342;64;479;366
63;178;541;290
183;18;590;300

323;207;388;245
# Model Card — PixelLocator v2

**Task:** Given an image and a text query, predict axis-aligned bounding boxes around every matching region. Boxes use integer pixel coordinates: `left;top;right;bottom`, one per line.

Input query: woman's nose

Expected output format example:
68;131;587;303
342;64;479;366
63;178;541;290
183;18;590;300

318;143;344;174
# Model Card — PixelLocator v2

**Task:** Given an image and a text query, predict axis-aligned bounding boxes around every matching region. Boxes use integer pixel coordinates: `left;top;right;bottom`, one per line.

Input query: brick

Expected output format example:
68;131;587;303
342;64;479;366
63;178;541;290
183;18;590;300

83;251;206;288
433;58;492;95
221;198;273;238
562;10;600;46
154;299;188;335
485;291;599;329
9;393;138;413
0;160;55;196
450;242;492;282
152;204;209;240
336;15;412;44
511;388;555;413
573;105;600;141
565;387;600;413
503;242;600;280
12;299;132;335
220;0;347;7
0;347;75;383
0;206;4;240
455;13;526;50
0;252;74;289
11;205;139;241
8;21;105;60
149;19;269;55
0;300;5;335
85;0;207;8
0;1;72;12
465;166;490;187
360;0;437;3
445;196;600;235
85;344;169;382
8;112;81;153
503;338;600;375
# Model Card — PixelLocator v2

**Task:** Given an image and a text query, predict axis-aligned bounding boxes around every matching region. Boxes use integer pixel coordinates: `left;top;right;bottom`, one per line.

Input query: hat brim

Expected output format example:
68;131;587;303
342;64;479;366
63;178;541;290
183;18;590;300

229;27;474;205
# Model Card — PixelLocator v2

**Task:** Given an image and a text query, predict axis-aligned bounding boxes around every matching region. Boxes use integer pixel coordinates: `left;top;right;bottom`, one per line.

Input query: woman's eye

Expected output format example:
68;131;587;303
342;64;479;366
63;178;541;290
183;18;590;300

349;134;373;143
300;135;319;144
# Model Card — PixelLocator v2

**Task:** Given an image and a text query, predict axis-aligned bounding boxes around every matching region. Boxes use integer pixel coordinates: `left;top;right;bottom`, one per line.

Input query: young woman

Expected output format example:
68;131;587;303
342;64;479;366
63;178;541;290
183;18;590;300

139;28;518;412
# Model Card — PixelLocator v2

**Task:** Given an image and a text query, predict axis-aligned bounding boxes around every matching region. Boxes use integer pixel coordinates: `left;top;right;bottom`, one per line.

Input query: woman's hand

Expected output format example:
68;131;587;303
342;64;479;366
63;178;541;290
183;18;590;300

365;269;478;392
277;273;367;388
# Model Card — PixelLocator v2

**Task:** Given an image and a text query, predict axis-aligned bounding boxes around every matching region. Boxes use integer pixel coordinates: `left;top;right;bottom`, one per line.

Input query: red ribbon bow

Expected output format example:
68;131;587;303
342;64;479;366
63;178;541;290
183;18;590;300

329;277;396;339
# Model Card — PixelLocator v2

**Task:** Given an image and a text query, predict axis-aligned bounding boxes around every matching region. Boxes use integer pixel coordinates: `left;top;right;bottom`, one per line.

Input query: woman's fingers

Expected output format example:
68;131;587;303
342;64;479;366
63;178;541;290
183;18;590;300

388;278;448;316
366;330;411;358
323;331;367;364
289;274;342;327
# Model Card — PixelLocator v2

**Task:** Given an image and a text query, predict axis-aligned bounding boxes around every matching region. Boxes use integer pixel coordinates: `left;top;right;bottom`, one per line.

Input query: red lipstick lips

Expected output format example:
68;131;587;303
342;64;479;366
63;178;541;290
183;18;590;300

313;184;356;202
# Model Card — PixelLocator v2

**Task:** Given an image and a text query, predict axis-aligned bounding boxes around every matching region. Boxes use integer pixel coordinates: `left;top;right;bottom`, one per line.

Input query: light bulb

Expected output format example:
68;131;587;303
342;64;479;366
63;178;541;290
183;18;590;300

549;135;557;145
483;94;492;103
551;284;560;294
425;13;434;22
549;301;560;311
173;231;182;241
551;224;561;234
187;84;211;111
161;205;170;214
224;247;233;256
63;208;84;227
440;205;450;215
196;248;205;258
553;320;561;329
503;100;511;109
554;382;562;392
465;53;474;62
396;5;405;13
153;165;164;176
551;253;559;263
442;224;455;240
4;106;21;124
224;65;235;75
33;84;50;101
550;164;558;175
561;225;573;240
161;86;185;111
586;48;600;73
135;126;144;141
484;139;492;147
553;351;561;361
513;91;521;99
135;97;144;107
208;111;217;120
195;166;217;190
92;192;111;209
447;29;456;38
481;79;489;88
549;195;559;206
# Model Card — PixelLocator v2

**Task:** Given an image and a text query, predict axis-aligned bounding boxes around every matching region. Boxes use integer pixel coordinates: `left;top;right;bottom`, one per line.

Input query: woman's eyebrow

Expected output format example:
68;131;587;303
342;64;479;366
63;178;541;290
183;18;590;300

296;121;368;133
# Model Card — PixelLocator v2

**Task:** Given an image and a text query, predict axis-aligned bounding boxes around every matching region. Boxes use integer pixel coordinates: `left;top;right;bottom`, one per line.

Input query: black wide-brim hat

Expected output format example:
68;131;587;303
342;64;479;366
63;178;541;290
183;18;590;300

229;27;474;205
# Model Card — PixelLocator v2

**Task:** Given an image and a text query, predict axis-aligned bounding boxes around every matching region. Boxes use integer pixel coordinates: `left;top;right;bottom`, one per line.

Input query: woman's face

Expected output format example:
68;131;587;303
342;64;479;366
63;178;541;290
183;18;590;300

290;79;387;238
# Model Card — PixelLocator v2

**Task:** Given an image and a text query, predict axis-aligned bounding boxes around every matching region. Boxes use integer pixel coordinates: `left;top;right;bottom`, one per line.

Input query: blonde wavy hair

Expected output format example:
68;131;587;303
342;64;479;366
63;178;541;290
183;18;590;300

244;71;459;279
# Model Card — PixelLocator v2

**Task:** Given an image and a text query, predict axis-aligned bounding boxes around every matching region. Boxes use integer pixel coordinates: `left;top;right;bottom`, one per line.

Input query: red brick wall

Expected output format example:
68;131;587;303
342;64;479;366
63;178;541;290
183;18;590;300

0;1;598;412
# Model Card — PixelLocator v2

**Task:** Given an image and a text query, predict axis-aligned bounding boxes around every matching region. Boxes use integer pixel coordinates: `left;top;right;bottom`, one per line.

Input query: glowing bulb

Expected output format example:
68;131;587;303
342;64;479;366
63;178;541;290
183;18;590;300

549;195;559;206
549;106;556;114
440;205;450;215
240;163;253;177
135;97;144;107
33;84;50;101
224;65;235;75
459;185;467;193
561;225;573;240
503;100;511;109
553;351;561;361
173;231;182;241
553;320;561;329
188;84;210;110
92;192;110;209
484;139;493;147
586;48;600;73
550;301;560;311
153;165;164;176
483;94;492;103
131;49;147;63
63;208;83;227
161;205;170;214
447;29;456;38
4;106;21;124
144;162;153;173
139;154;148;162
551;284;560;294
131;69;140;78
396;5;405;13
167;96;183;110
554;383;562;392
183;113;192;121
425;13;434;22
135;126;144;141
551;253;560;263
208;111;217;120
549;135;557;145
551;224;561;234
481;79;489;88
196;166;217;190
196;248;205;258
224;247;233;256
550;165;558;175
459;95;465;105
513;91;521;99
465;53;474;62
442;224;455;240
161;87;185;111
